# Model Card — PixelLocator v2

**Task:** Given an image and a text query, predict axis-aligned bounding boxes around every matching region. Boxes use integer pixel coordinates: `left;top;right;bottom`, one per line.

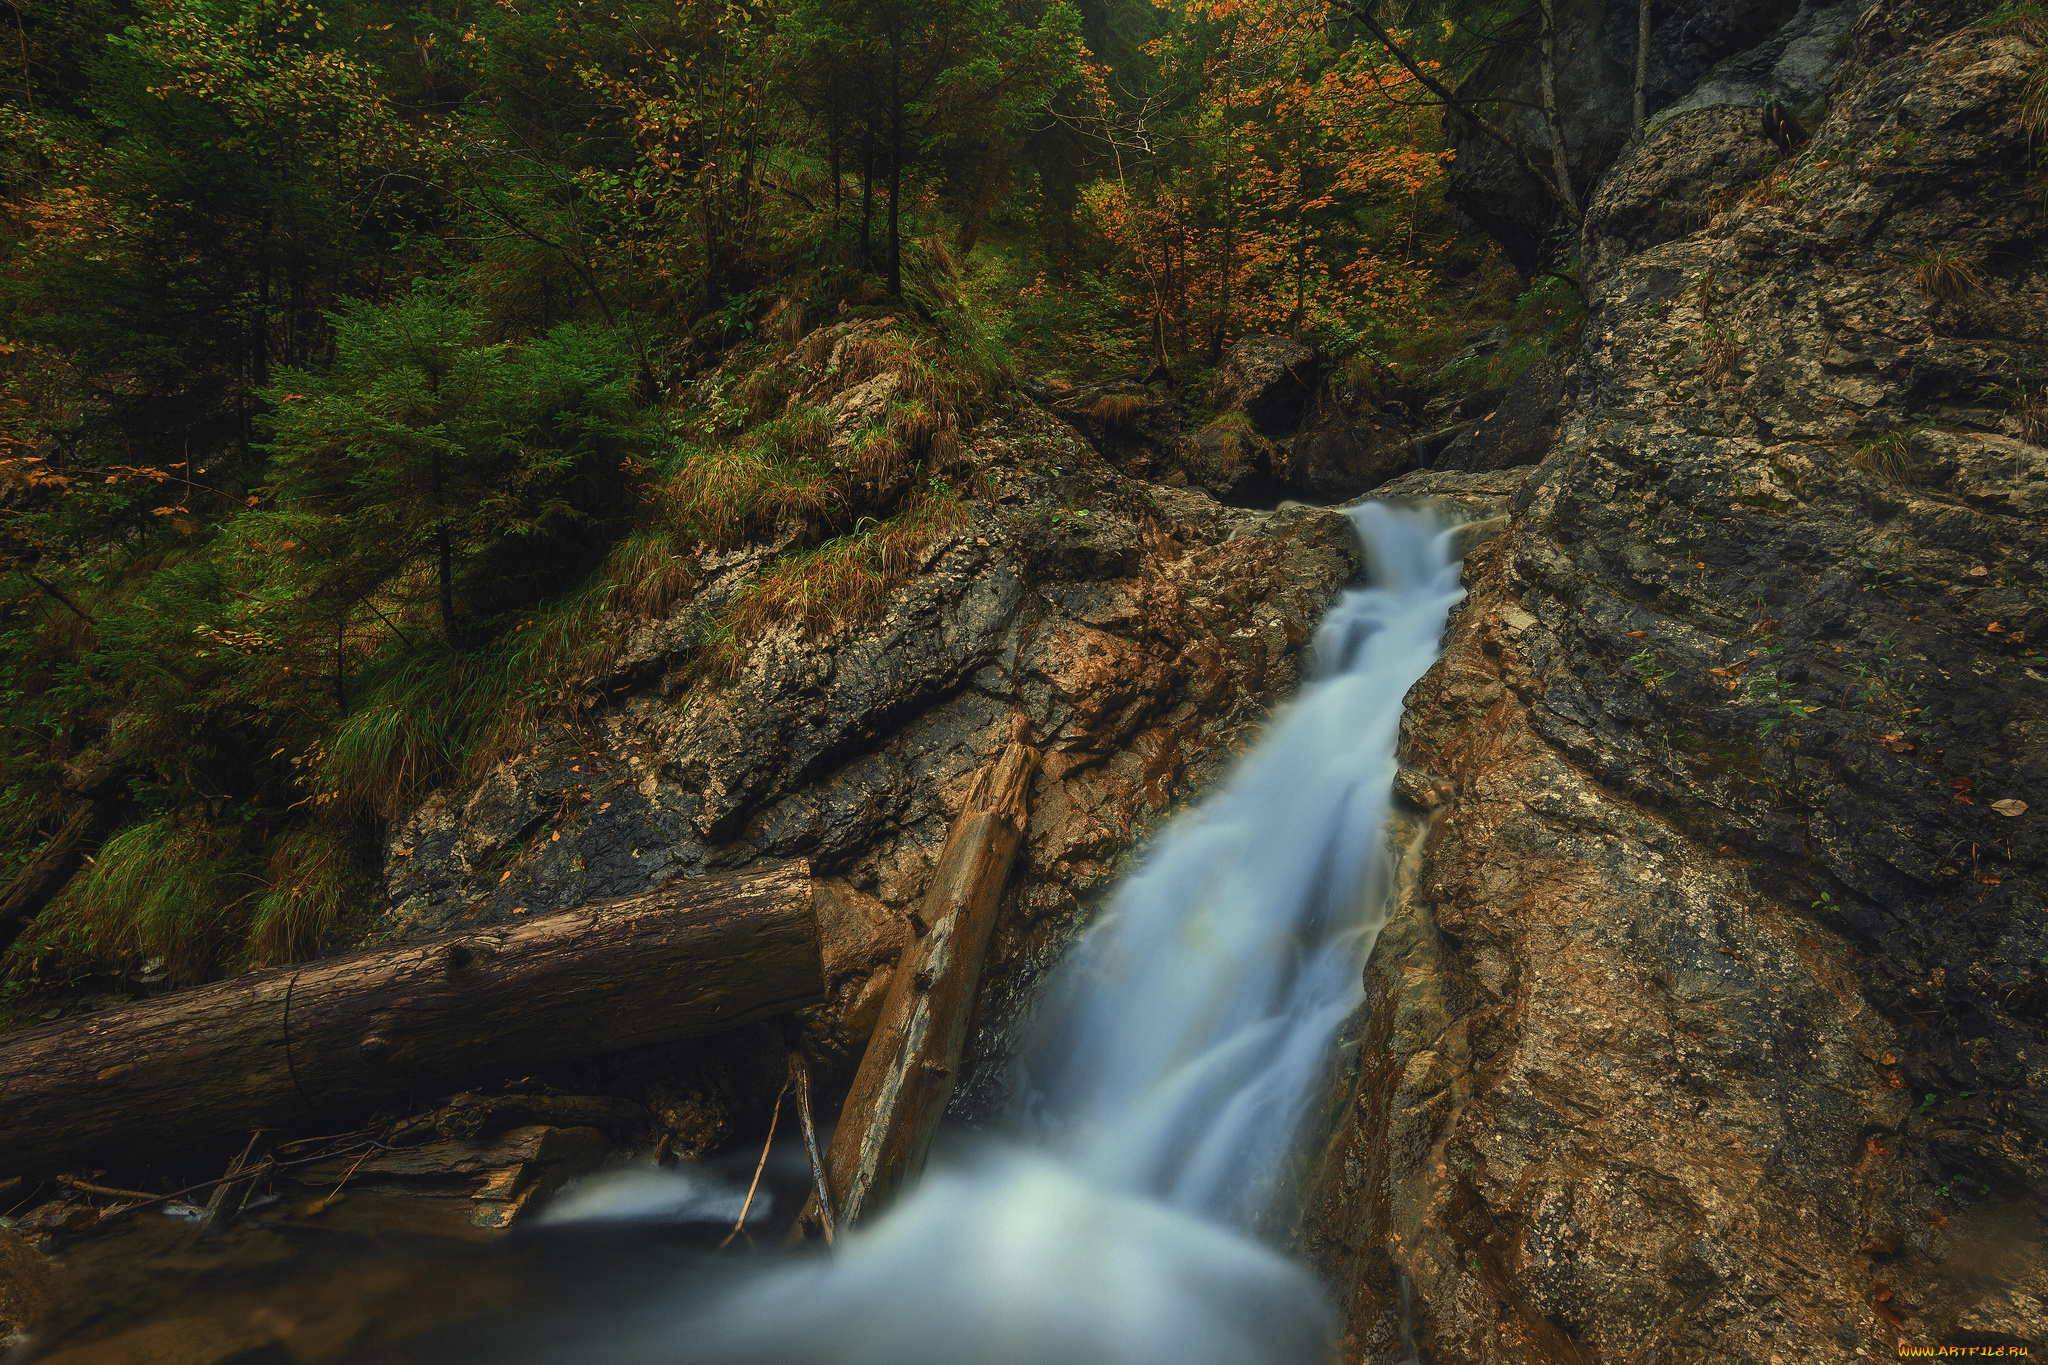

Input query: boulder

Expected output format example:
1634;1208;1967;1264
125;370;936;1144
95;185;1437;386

1209;336;1322;434
1182;420;1280;503
1284;405;1418;502
1051;382;1186;481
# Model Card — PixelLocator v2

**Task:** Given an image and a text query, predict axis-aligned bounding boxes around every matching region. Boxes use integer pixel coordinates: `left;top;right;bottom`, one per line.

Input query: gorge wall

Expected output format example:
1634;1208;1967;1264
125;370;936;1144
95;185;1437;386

1305;0;2047;1357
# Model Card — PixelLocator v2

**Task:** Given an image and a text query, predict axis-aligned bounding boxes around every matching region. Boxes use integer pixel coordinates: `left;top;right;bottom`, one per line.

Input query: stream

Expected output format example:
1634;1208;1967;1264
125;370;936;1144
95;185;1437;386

460;501;1469;1365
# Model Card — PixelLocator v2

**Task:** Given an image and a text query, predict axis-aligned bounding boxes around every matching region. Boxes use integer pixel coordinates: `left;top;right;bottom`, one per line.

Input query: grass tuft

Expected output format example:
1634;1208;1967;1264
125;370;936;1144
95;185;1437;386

1913;253;1984;301
1853;431;1914;483
1089;394;1148;431
246;823;371;967
39;812;252;984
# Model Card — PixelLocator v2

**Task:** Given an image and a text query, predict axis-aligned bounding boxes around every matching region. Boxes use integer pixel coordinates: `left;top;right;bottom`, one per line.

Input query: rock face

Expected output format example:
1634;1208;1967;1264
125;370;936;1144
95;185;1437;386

381;397;1364;1078
1447;0;1854;275
1304;6;2048;1360
1431;360;1570;475
1580;106;1781;280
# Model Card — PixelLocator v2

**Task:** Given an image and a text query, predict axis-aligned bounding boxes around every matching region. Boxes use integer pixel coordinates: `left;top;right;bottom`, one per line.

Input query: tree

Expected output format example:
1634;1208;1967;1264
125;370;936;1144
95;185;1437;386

261;288;640;651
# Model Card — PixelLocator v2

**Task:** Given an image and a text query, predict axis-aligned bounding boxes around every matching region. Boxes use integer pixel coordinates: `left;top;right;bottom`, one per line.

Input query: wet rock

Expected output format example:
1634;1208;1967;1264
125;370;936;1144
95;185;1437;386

1210;335;1323;434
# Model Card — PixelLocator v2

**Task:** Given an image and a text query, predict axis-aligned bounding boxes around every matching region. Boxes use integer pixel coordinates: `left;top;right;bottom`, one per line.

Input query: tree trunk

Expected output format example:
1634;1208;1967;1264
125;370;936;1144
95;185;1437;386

1634;0;1652;128
797;743;1037;1234
887;47;904;299
1537;0;1579;217
0;861;821;1177
0;800;119;944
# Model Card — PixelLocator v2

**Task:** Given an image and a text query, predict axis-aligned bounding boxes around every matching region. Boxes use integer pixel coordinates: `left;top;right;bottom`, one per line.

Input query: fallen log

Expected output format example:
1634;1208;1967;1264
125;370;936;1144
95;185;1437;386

0;859;819;1177
800;741;1037;1233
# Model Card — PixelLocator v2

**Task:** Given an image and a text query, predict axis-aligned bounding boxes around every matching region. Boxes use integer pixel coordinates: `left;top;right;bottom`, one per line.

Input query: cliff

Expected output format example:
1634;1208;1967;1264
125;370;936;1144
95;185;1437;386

1305;0;2047;1356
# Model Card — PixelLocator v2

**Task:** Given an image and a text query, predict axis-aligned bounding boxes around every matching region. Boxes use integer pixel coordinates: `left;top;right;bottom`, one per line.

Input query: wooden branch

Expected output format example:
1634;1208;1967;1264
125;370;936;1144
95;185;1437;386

801;741;1038;1232
0;860;821;1177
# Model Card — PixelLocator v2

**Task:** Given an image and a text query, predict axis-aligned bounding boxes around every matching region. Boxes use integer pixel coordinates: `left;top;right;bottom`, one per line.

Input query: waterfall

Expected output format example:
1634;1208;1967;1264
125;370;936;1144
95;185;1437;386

507;502;1467;1365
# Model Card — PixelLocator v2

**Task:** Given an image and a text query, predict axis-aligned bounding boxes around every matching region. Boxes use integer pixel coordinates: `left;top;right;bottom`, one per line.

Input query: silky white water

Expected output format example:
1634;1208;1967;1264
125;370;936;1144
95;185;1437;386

525;502;1467;1365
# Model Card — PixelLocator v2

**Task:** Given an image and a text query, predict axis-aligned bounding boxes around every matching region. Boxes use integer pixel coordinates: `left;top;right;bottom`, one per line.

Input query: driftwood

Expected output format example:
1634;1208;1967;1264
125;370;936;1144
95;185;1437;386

0;860;820;1177
800;742;1038;1233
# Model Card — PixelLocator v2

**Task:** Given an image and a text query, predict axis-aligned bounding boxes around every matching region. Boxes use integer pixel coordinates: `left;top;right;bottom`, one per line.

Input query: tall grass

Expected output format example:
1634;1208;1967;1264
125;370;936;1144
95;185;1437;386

38;812;254;983
246;822;372;966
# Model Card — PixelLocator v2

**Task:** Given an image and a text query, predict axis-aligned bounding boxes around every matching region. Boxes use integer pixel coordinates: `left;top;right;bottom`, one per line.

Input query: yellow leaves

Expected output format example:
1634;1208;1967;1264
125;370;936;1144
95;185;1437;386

1991;799;2028;817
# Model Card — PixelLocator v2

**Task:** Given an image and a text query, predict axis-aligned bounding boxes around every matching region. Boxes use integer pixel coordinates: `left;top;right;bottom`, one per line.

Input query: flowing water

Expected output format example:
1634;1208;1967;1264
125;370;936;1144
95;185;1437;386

478;502;1469;1365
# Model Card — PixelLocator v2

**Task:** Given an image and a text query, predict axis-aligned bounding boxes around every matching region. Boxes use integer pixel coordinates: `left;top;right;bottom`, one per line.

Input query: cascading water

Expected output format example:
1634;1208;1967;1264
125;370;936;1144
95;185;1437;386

508;502;1467;1365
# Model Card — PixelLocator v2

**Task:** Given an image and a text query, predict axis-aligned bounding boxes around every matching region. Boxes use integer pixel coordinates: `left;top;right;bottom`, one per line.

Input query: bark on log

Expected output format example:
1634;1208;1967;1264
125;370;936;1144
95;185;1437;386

0;860;819;1177
804;742;1038;1232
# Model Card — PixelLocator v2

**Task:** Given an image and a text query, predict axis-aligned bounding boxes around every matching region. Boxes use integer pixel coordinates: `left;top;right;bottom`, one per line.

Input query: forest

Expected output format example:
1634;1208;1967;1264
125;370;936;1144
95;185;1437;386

0;0;1561;1008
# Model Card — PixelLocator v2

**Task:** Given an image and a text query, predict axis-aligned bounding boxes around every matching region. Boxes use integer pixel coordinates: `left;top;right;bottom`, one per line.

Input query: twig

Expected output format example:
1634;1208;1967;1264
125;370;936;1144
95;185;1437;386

789;1052;836;1247
720;1079;788;1251
56;1174;159;1201
317;1147;375;1213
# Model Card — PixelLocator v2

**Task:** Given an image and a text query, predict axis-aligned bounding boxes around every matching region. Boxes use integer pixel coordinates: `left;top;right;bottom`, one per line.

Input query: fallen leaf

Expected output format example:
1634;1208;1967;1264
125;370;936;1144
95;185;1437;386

1873;1282;1892;1302
1969;566;1989;577
1869;1137;1889;1154
1951;777;1973;792
498;870;512;883
1858;1230;1903;1256
512;907;528;915
1887;1072;1905;1088
1627;630;1648;638
1981;876;2002;885
1719;845;1736;854
1709;667;1731;677
1988;622;2005;632
1882;1052;1897;1065
551;830;560;842
1873;1298;1908;1328
1991;799;2027;817
1884;740;1914;753
1956;794;1975;805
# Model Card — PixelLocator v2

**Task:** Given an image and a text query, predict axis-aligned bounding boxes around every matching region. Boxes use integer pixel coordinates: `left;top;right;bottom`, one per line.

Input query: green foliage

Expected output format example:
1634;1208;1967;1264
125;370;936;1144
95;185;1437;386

263;288;643;646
